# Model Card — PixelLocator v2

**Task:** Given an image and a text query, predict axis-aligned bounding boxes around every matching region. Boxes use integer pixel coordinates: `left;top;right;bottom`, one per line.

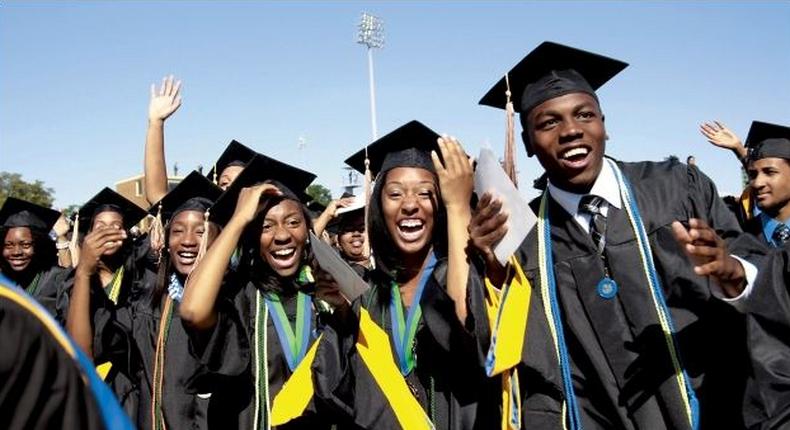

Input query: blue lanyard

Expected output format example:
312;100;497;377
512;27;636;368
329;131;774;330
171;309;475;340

389;252;437;376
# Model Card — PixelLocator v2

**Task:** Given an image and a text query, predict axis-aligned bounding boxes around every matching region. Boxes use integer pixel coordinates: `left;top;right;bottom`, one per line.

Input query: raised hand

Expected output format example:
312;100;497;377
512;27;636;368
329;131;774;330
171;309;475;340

76;227;127;276
52;212;71;238
149;75;182;123
700;120;747;161
232;183;282;225
324;197;355;219
671;218;746;297
432;135;474;210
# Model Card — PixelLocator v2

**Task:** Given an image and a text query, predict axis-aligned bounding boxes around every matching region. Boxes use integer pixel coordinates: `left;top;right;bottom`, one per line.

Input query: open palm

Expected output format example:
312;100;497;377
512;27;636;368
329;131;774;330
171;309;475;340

149;75;182;122
700;121;741;150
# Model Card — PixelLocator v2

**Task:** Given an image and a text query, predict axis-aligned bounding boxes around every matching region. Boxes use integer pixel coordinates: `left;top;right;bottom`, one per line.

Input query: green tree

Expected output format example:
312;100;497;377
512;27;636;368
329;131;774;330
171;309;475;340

0;172;55;208
62;204;82;218
306;184;332;206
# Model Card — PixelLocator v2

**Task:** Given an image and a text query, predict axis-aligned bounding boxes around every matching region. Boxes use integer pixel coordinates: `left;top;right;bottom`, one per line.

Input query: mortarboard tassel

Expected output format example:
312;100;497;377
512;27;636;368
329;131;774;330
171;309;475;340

503;73;518;188
363;157;374;268
151;203;166;265
69;215;81;267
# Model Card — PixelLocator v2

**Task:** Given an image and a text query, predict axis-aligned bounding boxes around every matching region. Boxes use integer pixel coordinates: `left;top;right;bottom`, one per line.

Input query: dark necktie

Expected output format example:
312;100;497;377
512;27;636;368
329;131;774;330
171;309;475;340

579;195;607;255
774;223;790;246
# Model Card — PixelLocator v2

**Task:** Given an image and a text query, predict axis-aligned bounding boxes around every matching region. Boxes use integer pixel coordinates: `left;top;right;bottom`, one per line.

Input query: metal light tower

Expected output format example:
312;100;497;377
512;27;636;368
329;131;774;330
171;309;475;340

357;12;384;140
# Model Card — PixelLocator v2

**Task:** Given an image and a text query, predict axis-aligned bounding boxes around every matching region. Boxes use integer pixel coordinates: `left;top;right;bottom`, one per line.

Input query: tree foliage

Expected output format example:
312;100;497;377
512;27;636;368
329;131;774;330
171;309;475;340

0;172;55;208
306;183;332;206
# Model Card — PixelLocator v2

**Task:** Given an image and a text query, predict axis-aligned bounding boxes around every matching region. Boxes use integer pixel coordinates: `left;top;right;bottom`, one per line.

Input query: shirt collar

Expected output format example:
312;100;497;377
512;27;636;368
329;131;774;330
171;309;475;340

547;159;623;217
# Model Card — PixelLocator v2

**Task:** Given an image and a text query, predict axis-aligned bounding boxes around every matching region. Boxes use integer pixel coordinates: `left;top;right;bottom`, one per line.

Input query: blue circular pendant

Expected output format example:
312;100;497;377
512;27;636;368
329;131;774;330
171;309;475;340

597;277;618;299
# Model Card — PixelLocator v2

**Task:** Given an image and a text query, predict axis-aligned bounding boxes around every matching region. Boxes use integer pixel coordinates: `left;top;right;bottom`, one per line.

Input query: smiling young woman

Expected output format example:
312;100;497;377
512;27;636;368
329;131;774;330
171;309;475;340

0;197;69;316
311;121;500;430
65;171;223;429
179;154;347;429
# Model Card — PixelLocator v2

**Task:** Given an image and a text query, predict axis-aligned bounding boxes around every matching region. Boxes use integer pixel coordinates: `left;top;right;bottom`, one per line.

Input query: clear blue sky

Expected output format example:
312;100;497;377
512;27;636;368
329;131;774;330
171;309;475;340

1;1;788;208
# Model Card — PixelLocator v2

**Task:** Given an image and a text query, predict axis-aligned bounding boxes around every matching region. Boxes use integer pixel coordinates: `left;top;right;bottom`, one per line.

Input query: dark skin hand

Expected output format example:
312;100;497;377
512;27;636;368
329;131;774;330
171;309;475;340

671;218;746;298
312;267;356;334
468;192;509;286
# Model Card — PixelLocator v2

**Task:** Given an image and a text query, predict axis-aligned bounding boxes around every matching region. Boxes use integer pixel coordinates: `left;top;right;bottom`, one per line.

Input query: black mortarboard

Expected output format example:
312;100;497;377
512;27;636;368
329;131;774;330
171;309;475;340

77;188;148;234
0;198;60;232
149;171;223;223
746;121;790;162
479;41;628;115
206;139;258;183
210;154;317;226
344;120;442;177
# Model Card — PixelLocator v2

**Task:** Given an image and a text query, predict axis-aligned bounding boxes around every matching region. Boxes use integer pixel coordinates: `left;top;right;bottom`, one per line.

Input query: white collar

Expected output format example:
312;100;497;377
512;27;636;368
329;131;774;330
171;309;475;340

547;159;623;220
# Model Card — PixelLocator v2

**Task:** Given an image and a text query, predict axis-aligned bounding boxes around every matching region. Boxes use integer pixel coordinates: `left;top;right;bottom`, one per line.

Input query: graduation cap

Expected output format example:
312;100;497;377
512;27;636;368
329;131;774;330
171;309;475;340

326;195;366;235
76;188;148;234
149;171;223;223
344;120;442;177
745;121;790;162
210;154;317;226
206;139;258;185
479;41;628;115
0;197;60;233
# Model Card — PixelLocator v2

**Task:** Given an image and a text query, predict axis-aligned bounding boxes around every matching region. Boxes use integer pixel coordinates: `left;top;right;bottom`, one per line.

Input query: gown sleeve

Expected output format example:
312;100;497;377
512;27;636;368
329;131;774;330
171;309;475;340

185;287;251;381
746;248;790;429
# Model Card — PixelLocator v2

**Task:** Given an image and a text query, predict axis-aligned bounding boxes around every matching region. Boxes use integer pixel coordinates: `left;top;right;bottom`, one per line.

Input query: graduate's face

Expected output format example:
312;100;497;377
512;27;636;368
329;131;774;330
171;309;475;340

168;210;218;276
337;212;366;261
259;199;308;278
527;92;606;193
2;227;34;272
748;157;790;216
218;165;245;191
91;210;125;256
381;167;437;256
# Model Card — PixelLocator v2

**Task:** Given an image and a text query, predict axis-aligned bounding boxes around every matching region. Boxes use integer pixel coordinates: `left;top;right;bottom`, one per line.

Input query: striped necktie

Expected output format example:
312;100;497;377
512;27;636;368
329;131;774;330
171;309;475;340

579;195;607;255
773;223;790;246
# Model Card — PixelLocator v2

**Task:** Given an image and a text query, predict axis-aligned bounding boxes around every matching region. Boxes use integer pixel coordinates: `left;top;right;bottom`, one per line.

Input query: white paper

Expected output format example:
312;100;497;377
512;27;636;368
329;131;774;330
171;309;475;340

309;232;369;302
473;148;535;266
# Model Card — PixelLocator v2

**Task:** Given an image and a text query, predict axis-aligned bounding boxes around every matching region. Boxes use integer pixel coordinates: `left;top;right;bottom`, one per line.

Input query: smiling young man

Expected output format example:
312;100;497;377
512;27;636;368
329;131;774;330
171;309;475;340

738;123;790;429
742;121;790;247
472;42;765;429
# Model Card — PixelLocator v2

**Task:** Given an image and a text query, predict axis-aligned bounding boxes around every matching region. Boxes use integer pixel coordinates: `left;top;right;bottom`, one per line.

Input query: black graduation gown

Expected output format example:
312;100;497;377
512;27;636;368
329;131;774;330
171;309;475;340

0;289;106;430
56;253;157;421
3;264;71;317
487;160;765;429
93;278;218;429
314;259;500;430
57;235;157;323
744;247;790;429
187;278;337;429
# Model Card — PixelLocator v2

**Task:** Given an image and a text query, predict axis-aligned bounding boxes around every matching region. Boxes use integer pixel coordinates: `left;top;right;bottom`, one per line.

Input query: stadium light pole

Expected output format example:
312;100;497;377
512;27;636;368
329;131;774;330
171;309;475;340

357;12;384;140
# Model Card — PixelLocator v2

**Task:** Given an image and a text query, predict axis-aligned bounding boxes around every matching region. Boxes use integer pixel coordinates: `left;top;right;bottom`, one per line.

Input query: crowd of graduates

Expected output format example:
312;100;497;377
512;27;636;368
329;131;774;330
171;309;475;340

2;41;790;430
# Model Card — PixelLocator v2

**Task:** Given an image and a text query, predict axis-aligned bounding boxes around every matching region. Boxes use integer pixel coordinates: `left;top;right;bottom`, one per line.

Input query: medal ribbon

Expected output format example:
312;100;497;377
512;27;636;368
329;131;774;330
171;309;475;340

389;252;437;376
265;291;313;372
25;272;42;296
104;266;124;304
